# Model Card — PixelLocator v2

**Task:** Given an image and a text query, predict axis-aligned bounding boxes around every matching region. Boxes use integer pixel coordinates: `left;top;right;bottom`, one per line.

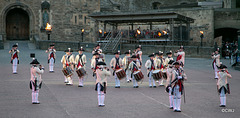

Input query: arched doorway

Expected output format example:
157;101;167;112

6;8;29;40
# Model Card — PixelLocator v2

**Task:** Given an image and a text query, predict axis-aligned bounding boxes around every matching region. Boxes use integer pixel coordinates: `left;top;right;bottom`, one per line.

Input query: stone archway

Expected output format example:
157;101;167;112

6;8;29;40
1;3;35;41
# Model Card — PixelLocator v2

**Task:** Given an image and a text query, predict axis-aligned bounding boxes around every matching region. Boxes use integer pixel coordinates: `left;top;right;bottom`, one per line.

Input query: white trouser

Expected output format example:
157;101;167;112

214;63;219;79
114;73;120;87
64;76;68;83
173;85;181;111
31;82;39;103
49;58;54;71
97;83;105;106
79;76;84;86
132;76;138;87
126;69;132;81
12;58;18;73
66;76;73;85
159;79;165;86
220;87;226;106
148;71;156;86
168;87;173;108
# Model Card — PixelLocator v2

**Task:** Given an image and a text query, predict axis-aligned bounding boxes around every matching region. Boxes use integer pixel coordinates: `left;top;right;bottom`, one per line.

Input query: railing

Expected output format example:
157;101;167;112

102;31;122;53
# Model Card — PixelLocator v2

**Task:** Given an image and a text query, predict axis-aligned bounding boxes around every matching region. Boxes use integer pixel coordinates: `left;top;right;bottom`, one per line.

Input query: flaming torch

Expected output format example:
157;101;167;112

200;31;204;47
45;23;52;40
81;29;84;42
158;32;162;37
137;29;141;35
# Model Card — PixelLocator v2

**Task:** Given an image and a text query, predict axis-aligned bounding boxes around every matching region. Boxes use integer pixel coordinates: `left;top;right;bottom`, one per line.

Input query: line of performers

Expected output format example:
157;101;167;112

9;43;232;110
211;48;232;107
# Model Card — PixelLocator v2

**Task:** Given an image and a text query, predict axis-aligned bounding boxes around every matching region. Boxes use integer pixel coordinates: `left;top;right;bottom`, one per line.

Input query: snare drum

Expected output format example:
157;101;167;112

62;67;73;77
76;68;86;78
133;71;144;82
152;70;162;80
162;69;167;80
115;69;126;80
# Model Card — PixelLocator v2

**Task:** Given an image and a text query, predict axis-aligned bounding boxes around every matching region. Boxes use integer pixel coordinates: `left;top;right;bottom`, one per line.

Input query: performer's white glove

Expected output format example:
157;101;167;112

178;76;182;80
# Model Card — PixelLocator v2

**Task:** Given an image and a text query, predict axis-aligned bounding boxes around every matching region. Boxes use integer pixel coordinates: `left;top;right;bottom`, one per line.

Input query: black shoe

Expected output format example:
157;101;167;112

136;86;139;88
127;81;130;83
118;86;120;88
153;86;157;88
64;81;68;83
173;109;178;112
115;86;118;88
169;107;173;109
13;72;17;74
78;85;83;87
66;84;73;86
133;86;136;88
177;110;181;112
129;80;132;82
220;105;226;107
149;86;152;88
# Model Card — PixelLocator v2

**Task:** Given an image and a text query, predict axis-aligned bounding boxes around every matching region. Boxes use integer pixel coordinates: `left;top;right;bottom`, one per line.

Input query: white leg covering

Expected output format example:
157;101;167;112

132;76;138;87
12;58;18;73
126;70;131;82
214;63;219;79
64;76;68;83
101;93;105;105
49;58;54;71
169;87;173;107
160;79;164;85
68;77;73;85
114;74;118;87
32;91;35;103
36;91;39;103
97;83;102;105
220;88;226;105
79;77;84;86
173;85;180;111
149;71;152;86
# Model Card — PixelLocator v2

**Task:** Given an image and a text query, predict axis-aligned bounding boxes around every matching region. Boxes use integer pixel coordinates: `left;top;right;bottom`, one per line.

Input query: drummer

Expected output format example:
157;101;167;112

135;45;142;68
165;51;174;67
145;53;157;88
155;51;166;86
174;46;185;67
129;55;141;88
75;47;87;87
122;50;132;83
91;52;103;80
110;50;123;88
61;48;75;85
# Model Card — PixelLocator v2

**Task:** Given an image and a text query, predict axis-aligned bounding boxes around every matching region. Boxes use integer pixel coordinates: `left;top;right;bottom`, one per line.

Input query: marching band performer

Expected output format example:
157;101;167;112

29;59;44;104
95;62;111;107
75;47;87;87
165;51;174;67
212;49;221;81
129;55;141;88
155;51;166;86
145;53;157;88
92;43;102;54
171;62;187;112
135;45;142;68
110;50;123;88
61;48;75;85
9;43;19;74
165;60;175;109
91;52;103;80
122;50;132;83
217;64;232;107
45;44;56;73
174;46;185;67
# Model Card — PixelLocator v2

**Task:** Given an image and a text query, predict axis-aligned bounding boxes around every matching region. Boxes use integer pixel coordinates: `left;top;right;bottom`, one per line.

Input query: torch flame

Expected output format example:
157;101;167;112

200;31;204;34
162;30;167;35
158;32;162;37
137;30;141;35
81;29;85;33
45;23;52;31
99;29;102;34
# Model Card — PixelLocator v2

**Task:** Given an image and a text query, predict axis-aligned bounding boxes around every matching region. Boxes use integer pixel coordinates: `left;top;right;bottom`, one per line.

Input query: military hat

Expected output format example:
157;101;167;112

78;47;85;51
30;59;40;65
96;62;106;66
131;55;137;58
